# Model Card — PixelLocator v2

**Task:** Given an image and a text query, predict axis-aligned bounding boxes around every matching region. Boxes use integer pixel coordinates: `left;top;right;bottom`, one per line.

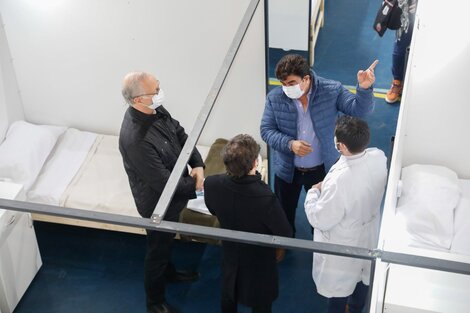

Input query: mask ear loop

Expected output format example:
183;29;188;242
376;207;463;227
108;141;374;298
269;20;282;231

334;136;342;153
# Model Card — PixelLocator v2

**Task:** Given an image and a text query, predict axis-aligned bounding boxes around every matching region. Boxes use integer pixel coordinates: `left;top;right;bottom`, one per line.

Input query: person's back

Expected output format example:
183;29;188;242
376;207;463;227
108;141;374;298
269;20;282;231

304;116;387;313
204;134;292;313
323;148;386;248
205;173;290;260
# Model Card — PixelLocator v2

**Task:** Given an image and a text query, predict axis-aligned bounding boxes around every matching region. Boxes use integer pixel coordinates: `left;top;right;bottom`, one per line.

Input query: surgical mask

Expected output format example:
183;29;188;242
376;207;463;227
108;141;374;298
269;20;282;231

282;83;304;99
334;136;341;153
148;89;165;110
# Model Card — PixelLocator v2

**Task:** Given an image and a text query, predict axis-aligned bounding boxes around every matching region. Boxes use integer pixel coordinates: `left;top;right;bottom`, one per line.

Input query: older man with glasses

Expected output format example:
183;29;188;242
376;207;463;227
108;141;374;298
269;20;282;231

119;72;205;313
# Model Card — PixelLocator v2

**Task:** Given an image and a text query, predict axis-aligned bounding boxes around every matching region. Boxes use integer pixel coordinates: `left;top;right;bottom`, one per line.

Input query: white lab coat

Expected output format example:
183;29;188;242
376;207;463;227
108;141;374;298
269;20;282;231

304;148;387;298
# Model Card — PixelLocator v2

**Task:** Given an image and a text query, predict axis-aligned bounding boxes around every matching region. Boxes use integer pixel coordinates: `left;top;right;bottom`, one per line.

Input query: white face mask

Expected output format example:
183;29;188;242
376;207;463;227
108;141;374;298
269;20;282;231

282;83;304;99
148;89;165;110
334;136;341;153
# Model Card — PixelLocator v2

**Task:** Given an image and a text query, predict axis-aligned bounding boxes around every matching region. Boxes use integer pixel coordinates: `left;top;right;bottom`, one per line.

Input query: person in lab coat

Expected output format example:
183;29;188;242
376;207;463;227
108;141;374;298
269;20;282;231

304;116;387;313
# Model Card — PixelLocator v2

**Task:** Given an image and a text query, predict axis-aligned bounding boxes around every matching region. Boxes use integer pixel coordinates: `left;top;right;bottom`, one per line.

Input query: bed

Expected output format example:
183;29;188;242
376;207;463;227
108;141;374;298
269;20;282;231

378;164;470;313
384;164;470;256
0;121;268;235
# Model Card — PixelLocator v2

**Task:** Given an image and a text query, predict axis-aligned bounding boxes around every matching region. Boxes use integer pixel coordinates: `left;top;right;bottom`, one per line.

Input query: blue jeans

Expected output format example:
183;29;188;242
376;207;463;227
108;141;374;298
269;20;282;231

392;15;415;81
327;282;369;313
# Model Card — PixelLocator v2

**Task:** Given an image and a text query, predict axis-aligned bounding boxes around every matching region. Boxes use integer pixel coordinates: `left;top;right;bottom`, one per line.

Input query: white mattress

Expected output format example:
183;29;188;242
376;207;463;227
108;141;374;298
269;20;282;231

27;128;96;205
60;134;139;217
27;127;228;217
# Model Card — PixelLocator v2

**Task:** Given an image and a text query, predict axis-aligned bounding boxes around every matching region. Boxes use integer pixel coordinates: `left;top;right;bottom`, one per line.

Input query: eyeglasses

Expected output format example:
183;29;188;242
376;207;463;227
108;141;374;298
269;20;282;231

133;89;160;99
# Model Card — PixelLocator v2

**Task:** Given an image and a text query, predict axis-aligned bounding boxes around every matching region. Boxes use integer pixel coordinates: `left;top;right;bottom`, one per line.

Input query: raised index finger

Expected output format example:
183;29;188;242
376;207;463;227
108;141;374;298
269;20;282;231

368;59;379;71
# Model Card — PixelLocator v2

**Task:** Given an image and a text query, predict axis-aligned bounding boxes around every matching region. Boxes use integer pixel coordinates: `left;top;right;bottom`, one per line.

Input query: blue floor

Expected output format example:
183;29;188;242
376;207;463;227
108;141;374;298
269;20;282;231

15;1;400;312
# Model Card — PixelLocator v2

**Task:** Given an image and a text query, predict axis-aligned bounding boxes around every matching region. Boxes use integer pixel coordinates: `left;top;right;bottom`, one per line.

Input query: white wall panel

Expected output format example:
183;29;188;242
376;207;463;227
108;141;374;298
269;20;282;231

201;0;267;156
0;0;266;154
0;12;24;142
399;0;470;178
371;1;470;311
268;0;309;51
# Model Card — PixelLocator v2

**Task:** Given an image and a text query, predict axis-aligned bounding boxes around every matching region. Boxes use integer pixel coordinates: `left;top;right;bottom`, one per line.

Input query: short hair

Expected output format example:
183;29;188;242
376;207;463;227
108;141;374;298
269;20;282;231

275;54;311;81
335;115;370;153
121;72;149;105
222;134;260;178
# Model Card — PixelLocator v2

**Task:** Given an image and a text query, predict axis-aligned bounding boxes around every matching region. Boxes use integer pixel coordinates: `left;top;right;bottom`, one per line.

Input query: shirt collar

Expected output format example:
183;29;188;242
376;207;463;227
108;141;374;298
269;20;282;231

343;150;366;160
128;106;157;122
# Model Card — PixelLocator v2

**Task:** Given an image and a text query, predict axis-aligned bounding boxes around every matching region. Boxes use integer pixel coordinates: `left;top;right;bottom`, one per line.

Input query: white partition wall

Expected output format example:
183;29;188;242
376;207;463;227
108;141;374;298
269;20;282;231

0;0;267;155
200;0;267;155
377;0;470;249
396;1;470;178
268;0;309;51
0;12;24;141
370;1;470;312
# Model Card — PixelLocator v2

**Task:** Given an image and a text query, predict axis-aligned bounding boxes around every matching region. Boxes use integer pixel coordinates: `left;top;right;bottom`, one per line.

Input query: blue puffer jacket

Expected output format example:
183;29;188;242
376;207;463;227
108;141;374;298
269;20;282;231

260;71;374;184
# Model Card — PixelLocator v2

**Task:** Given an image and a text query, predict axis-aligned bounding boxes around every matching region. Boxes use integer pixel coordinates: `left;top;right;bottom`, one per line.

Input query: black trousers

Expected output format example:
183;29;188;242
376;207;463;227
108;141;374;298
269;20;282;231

221;291;272;313
274;165;326;236
144;228;176;307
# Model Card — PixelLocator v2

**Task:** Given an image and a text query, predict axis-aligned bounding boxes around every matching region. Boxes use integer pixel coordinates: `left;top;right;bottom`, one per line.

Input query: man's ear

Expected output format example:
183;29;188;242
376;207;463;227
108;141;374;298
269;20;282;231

252;158;259;170
338;142;349;154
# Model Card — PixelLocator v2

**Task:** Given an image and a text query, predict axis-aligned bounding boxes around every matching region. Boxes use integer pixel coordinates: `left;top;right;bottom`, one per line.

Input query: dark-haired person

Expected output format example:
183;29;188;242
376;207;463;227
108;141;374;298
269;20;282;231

304;116;387;313
204;134;292;313
261;54;378;237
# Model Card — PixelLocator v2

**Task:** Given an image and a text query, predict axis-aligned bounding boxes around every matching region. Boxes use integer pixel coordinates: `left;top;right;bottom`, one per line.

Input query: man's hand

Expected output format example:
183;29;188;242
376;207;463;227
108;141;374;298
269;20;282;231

190;167;204;191
357;60;378;89
275;248;286;263
291;140;313;156
311;181;322;191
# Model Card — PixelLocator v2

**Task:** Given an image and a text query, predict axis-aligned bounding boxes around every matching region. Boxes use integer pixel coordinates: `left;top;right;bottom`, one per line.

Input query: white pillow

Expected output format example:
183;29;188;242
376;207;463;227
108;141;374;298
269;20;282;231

397;164;461;250
0;121;67;191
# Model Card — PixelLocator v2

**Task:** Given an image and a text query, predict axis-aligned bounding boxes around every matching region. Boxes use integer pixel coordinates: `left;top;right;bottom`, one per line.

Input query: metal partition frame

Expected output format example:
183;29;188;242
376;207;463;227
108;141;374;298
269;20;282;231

151;0;262;223
1;1;470;312
1;198;470;277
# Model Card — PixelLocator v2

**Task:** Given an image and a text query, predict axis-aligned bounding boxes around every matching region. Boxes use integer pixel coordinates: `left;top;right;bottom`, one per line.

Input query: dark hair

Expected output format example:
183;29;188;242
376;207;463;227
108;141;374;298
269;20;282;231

275;54;311;81
335;116;370;153
222;134;260;178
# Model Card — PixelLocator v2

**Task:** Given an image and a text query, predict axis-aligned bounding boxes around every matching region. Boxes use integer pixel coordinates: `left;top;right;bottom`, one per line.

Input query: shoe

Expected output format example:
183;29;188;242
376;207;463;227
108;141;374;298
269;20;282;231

385;79;403;103
166;269;200;283
147;302;180;313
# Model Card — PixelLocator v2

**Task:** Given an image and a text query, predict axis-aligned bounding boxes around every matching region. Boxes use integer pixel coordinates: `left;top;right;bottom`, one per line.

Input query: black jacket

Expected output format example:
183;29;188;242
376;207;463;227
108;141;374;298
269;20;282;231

204;173;292;306
119;106;204;219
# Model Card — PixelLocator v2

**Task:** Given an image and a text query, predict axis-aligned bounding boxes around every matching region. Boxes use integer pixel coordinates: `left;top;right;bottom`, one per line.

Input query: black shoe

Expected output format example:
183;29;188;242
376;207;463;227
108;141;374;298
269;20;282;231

147;302;180;313
166;269;200;283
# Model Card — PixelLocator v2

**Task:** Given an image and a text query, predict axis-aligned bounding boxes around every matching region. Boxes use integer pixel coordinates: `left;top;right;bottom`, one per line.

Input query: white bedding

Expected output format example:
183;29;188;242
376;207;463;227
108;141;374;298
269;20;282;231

26;127;235;218
59;134;139;217
450;179;470;255
392;165;470;256
396;164;461;250
27;128;96;205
